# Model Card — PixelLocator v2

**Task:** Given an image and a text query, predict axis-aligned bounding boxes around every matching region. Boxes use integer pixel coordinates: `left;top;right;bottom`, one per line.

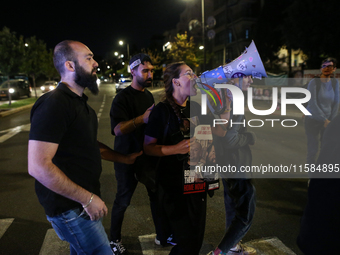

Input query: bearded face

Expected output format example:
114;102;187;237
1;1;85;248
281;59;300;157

136;75;153;88
74;62;99;95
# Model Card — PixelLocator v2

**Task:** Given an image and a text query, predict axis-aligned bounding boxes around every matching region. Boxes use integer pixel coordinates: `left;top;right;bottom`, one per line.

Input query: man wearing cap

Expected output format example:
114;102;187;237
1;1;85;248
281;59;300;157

109;53;157;254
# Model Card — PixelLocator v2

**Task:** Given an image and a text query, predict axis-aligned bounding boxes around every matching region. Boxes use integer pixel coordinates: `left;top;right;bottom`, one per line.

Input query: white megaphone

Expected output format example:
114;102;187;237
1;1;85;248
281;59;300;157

197;40;267;114
200;40;267;88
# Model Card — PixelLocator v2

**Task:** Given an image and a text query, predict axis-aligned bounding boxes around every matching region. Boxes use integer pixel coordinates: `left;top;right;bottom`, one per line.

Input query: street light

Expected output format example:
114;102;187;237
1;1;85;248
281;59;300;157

119;40;130;60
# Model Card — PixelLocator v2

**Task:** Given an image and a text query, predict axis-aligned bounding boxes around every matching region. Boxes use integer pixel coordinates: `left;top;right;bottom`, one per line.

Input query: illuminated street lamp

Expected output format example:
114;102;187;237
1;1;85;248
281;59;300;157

119;40;130;60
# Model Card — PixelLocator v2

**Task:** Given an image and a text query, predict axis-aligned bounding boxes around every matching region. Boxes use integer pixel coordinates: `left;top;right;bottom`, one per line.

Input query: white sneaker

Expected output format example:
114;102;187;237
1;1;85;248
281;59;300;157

227;243;256;255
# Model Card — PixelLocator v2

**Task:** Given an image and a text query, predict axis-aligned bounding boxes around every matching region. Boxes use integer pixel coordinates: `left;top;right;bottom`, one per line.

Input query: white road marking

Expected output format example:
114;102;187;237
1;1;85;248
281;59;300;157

0;124;30;143
39;229;69;255
98;94;106;123
246;237;297;255
138;233;213;255
138;234;297;255
0;218;14;239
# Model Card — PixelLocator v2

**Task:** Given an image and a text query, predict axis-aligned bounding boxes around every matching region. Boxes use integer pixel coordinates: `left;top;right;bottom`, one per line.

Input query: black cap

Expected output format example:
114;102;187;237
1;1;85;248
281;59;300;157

129;53;152;70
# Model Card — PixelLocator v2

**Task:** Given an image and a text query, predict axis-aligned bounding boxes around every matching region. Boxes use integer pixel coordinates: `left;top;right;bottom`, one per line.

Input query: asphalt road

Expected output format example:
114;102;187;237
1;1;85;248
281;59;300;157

0;82;308;255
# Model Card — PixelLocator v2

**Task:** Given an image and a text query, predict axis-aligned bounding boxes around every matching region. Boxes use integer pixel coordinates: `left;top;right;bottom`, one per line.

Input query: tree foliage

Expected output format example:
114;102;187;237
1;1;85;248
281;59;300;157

0;27;24;76
0;27;58;82
166;32;199;68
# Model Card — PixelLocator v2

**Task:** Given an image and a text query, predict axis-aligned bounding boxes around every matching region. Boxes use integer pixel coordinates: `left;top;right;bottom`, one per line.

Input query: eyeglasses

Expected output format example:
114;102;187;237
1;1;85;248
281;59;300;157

179;71;197;79
321;64;334;69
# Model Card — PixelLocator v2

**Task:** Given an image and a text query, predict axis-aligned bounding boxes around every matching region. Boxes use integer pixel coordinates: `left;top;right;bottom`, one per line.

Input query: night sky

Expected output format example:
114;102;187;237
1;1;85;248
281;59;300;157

2;0;187;58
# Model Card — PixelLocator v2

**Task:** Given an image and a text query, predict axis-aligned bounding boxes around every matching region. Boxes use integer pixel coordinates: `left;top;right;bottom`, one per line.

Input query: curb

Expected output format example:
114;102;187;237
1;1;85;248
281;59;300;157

0;103;34;118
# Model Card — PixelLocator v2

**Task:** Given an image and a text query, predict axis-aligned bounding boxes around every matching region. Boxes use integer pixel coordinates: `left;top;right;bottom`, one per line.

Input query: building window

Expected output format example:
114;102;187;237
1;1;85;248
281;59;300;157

228;30;233;43
245;29;249;39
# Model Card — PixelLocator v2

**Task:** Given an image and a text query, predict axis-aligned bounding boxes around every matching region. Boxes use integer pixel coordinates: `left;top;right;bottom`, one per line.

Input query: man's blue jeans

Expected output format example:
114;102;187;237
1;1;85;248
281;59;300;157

219;179;256;252
47;208;112;255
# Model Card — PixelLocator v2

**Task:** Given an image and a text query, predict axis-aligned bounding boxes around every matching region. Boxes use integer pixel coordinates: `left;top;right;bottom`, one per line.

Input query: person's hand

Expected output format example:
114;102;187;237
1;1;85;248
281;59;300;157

125;150;143;164
175;139;190;155
83;194;108;221
324;119;330;128
142;104;155;124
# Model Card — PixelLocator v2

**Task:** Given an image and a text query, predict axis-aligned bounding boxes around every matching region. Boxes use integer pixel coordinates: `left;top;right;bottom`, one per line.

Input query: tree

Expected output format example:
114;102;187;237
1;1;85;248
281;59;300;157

42;49;59;81
0;27;25;105
21;36;50;98
166;32;199;69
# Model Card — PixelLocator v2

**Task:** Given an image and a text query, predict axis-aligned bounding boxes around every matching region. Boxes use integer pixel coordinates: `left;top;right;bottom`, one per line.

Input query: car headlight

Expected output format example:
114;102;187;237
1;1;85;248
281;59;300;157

9;88;15;93
41;86;45;91
49;86;55;91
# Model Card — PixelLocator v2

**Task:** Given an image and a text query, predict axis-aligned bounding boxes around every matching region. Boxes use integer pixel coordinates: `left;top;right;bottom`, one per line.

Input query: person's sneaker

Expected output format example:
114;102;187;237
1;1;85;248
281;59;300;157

209;243;256;255
110;240;128;255
154;234;177;246
227;243;256;255
166;235;177;245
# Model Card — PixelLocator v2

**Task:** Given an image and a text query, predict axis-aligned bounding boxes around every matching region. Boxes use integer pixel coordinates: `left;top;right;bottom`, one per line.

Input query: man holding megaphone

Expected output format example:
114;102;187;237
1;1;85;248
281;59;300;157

197;41;267;255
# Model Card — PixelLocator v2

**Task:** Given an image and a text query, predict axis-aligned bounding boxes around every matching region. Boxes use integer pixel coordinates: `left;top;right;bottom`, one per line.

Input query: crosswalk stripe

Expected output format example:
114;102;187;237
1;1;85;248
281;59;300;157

245;237;297;255
138;233;213;255
39;229;69;255
138;234;297;255
0;218;297;255
0;218;14;239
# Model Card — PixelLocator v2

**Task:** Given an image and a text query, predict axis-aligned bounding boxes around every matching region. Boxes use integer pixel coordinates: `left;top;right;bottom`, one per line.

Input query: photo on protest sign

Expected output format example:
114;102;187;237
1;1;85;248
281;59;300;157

184;124;219;195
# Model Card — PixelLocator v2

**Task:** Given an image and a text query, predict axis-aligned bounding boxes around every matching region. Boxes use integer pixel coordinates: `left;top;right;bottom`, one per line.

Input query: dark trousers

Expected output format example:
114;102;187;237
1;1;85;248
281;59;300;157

218;179;256;252
304;117;325;165
110;168;163;241
159;186;207;255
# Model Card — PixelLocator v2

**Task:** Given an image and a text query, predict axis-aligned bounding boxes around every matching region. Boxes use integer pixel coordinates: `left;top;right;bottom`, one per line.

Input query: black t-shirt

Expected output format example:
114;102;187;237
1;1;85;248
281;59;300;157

29;83;101;217
110;85;154;171
145;100;207;193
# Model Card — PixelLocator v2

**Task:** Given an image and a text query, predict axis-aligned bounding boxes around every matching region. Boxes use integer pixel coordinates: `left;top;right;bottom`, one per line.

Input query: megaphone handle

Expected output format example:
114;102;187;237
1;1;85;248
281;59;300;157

214;90;227;115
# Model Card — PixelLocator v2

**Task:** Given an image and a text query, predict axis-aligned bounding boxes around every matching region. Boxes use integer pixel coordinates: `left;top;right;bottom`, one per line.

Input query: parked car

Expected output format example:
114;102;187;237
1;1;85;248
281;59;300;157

116;78;132;93
0;79;31;99
41;81;58;93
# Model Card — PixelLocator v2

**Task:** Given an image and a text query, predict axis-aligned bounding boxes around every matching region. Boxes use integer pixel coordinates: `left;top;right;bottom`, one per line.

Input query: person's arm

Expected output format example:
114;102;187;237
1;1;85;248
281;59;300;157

114;104;154;136
143;135;190;157
221;115;256;150
329;80;339;122
308;80;328;122
209;89;232;137
98;141;142;164
28;140;107;221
